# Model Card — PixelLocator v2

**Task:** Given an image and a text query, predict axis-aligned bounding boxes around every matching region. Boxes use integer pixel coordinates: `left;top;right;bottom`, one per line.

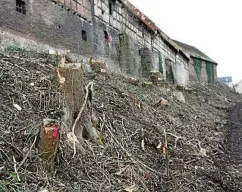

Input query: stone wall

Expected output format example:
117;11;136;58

0;0;94;56
176;60;189;86
201;61;208;83
188;59;197;82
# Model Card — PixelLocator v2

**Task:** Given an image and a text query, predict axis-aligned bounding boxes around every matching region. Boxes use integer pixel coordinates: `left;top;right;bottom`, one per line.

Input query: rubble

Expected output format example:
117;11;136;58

0;50;242;191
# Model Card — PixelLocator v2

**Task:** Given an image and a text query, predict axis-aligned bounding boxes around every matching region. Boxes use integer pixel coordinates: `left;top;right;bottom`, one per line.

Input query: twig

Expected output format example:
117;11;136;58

136;160;163;176
163;128;170;180
106;121;163;176
133;169;150;192
106;122;131;157
167;132;185;149
13;156;20;181
71;81;93;158
17;136;37;171
141;128;145;151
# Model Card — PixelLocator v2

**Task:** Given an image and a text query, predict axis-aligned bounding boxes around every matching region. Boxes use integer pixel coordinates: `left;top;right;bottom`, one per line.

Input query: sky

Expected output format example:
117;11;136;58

129;0;242;83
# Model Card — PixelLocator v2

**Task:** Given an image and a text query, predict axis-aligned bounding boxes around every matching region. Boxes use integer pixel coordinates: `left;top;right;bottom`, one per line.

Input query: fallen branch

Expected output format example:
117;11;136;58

13;156;20;181
71;81;93;158
17;136;37;172
163;128;170;180
167;132;185;149
106;120;163;176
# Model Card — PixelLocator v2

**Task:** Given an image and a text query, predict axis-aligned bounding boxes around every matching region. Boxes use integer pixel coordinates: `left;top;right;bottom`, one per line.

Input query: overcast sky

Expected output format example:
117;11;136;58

129;0;242;83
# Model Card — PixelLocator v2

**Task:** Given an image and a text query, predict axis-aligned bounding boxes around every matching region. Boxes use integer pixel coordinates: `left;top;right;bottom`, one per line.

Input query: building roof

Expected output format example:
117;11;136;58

120;0;157;32
119;0;190;62
173;40;217;65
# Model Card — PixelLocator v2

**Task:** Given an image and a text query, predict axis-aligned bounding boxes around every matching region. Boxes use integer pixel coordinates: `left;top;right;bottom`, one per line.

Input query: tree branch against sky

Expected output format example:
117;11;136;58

129;0;242;83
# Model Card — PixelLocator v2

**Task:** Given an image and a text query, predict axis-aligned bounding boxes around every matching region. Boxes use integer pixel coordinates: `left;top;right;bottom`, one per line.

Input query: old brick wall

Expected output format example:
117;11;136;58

188;58;208;83
188;57;218;84
188;59;197;82
93;18;121;72
151;49;160;72
119;33;142;76
201;61;208;83
0;0;190;84
0;0;94;56
175;61;189;85
140;48;152;77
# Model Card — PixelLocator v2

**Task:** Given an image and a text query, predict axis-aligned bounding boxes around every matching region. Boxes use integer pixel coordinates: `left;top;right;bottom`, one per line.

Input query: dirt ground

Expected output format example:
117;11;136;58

219;103;242;191
226;103;242;160
1;50;242;192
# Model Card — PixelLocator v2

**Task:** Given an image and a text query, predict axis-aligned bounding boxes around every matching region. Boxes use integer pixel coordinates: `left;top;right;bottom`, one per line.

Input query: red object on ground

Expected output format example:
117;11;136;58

52;124;58;139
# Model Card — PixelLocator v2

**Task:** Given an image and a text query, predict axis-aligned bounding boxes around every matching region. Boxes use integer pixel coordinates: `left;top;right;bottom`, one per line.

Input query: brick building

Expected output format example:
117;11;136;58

174;40;218;84
0;0;216;85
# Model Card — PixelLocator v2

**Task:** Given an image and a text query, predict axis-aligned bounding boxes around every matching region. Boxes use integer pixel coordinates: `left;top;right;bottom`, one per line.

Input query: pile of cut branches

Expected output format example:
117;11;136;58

0;50;242;192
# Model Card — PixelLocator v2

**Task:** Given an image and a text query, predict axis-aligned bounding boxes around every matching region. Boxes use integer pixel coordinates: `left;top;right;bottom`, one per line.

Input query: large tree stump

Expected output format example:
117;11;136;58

39;118;60;170
59;66;100;155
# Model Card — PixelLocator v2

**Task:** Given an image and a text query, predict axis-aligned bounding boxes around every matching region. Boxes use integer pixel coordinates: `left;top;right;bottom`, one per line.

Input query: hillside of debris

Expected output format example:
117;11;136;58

0;50;242;192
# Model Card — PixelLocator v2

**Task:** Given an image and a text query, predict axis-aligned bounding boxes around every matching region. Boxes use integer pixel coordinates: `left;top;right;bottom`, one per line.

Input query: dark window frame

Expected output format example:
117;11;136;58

82;30;87;41
16;0;26;15
104;30;109;40
109;1;113;15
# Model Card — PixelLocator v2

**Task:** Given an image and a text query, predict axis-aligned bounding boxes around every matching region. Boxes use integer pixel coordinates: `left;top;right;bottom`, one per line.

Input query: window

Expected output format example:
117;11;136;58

16;0;26;15
139;50;142;55
109;2;113;15
82;30;87;41
104;31;109;40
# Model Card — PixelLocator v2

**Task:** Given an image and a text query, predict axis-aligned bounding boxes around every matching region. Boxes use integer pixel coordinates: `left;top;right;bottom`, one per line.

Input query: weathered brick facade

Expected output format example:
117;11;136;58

0;0;192;85
174;40;218;84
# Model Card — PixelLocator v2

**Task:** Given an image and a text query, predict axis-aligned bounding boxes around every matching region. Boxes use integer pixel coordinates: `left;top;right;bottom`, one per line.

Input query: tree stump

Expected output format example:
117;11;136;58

150;71;160;85
60;67;100;155
39;118;59;170
90;58;106;71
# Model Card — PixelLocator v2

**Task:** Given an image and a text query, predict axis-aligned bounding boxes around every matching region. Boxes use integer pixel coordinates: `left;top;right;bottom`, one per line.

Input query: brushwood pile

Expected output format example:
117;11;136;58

0;50;242;192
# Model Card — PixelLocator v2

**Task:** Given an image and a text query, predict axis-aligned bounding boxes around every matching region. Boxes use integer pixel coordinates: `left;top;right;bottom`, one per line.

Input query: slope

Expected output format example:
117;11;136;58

0;50;241;192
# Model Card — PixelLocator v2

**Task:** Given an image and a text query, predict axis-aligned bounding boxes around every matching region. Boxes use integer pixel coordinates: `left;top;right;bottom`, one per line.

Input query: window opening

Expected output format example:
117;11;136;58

104;31;109;41
82;30;87;41
109;2;113;15
16;0;26;15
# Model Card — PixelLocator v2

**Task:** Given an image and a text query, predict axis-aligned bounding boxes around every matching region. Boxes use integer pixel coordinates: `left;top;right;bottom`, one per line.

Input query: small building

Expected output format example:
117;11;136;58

234;80;242;94
218;76;233;87
174;40;218;84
